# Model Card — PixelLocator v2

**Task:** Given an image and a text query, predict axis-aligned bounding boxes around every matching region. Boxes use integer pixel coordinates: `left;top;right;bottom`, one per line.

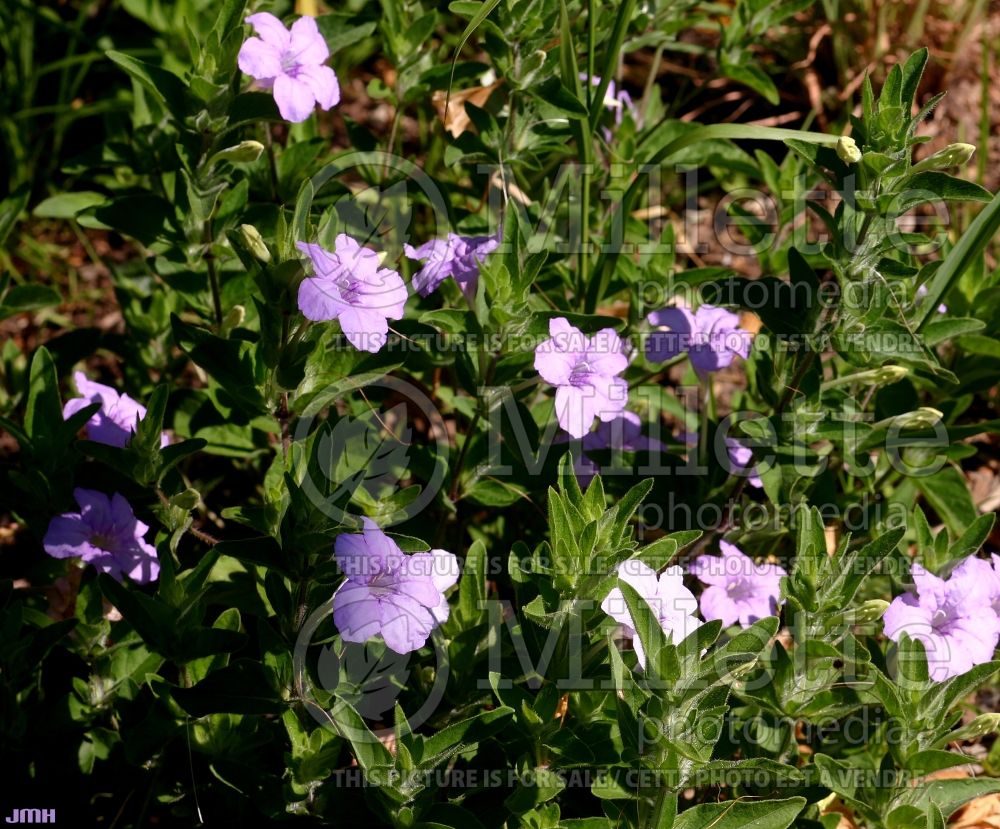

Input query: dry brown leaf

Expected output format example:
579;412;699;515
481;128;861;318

820;797;860;829
950;792;1000;829
432;81;503;137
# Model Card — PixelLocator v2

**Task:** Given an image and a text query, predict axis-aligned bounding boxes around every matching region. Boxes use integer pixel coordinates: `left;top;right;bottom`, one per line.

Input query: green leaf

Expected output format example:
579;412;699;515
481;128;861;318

672;797;806;829
33;191;107;219
172;659;285;715
894;173;992;212
0;183;30;247
25;347;63;446
922;317;985;346
721;62;779;105
894;778;1000;819
107;50;188;118
915;465;977;538
0;285;61;320
457;539;487;627
918;190;1000;331
171;315;267;417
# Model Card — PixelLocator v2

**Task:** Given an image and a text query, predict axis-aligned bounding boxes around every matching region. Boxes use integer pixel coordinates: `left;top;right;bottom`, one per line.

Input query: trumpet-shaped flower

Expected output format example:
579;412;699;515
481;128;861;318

568;411;665;487
601;560;702;668
724;438;763;489
333;519;459;654
646;304;751;374
62;371;167;449
297;235;408;353
404;232;499;301
238;13;340;122
43;489;159;583
534;318;629;439
883;559;1000;681
690;541;785;628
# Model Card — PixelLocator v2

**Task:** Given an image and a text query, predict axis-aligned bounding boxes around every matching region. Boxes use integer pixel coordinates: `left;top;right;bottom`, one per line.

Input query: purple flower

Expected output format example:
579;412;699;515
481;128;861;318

690;541;786;628
238;13;340;123
883;560;1000;681
534;318;630;439
601;560;702;669
724;437;762;489
296;235;408;353
580;74;639;135
916;284;948;314
404;233;499;301
333;518;459;654
646;304;751;374
566;411;665;487
62;371;167;449
43;489;159;583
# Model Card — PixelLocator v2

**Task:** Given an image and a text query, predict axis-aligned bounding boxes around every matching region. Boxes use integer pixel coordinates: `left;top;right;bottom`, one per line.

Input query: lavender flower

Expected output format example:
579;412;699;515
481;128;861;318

404;232;499;301
534;318;630;439
297;235;408;353
724;437;763;489
43;489;159;583
601;560;702;668
883;560;1000;681
62;371;167;449
689;541;786;628
238;13;340;123
645;304;751;374
916;284;948;314
333;518;459;654
567;411;665;487
580;74;639;135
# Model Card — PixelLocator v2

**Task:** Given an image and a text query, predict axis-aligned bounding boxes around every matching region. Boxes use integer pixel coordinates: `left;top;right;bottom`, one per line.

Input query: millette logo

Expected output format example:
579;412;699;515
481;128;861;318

4;810;55;824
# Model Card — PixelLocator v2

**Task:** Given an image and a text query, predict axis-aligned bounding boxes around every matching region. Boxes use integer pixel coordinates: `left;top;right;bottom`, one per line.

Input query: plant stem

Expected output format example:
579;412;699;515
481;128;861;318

204;217;223;330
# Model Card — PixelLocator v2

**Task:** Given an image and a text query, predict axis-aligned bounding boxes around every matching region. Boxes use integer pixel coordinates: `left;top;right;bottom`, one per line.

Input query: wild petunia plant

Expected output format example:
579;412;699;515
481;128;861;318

2;1;1000;827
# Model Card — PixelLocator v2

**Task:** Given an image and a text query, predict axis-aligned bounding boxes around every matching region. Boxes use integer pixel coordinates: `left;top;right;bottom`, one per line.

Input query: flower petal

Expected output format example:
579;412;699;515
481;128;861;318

273;74;317;122
237;37;283;80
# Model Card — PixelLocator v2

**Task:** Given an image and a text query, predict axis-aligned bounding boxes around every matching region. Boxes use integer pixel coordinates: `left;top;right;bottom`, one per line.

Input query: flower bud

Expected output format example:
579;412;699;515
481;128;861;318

239;224;271;263
210;140;265;167
222;304;246;333
911;143;976;174
964;713;1000;738
894;407;943;430
169;489;201;510
836;136;862;164
937;713;1000;747
872;366;909;384
852;599;890;623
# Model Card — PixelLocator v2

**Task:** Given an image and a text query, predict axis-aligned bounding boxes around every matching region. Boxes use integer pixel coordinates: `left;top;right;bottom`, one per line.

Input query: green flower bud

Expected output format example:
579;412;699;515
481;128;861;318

852;599;890;623
895;407;943;429
836;136;862;164
935;713;1000;747
210;140;265;167
169;489;201;511
911;143;976;174
872;366;909;384
239;224;271;263
222;304;246;333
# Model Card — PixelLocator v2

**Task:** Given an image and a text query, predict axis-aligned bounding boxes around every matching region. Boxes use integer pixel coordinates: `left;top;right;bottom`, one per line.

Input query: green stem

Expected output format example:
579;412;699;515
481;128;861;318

204;217;223;330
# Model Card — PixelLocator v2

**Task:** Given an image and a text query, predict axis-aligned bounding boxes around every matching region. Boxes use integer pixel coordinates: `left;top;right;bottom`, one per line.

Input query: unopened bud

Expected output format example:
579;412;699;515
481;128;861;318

836;136;862;164
821;365;907;391
964;713;1000;738
169;489;201;511
911;143;976;174
936;713;1000;747
210;140;265;167
239;224;271;263
853;599;891;623
872;366;909;384
222;304;246;333
895;407;943;430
